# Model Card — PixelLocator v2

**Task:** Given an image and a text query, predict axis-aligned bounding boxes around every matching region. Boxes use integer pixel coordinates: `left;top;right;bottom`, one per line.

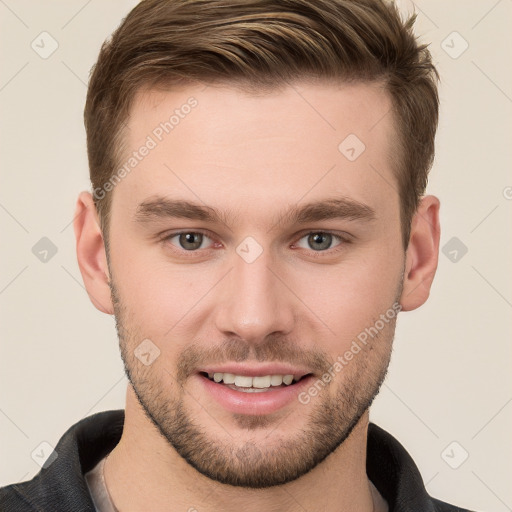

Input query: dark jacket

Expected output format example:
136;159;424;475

0;409;476;511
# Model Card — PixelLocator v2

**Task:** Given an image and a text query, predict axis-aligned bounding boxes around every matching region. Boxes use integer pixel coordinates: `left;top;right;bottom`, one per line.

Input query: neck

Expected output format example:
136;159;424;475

104;386;378;512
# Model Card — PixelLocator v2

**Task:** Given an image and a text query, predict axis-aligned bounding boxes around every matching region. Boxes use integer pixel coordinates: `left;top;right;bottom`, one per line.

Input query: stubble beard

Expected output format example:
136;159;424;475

109;277;397;488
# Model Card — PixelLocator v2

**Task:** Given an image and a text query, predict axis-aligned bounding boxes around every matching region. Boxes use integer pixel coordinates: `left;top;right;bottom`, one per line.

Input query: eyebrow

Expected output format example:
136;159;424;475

134;195;376;229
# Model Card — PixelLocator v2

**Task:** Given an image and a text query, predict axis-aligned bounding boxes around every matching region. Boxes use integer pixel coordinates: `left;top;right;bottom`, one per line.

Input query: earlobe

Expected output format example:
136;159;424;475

399;195;441;312
73;191;114;314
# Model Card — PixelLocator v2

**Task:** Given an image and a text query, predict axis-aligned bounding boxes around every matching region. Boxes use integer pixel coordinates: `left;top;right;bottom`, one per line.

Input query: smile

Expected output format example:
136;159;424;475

197;371;315;414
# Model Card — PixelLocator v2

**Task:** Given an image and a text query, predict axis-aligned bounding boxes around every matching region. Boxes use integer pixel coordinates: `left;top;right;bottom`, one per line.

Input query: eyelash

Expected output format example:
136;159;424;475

160;229;351;259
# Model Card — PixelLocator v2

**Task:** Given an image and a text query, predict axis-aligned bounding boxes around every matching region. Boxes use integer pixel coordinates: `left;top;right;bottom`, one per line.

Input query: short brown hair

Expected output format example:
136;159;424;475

84;0;439;249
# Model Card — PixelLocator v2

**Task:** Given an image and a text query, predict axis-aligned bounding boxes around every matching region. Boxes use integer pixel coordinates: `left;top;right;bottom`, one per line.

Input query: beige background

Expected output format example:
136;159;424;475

0;1;511;510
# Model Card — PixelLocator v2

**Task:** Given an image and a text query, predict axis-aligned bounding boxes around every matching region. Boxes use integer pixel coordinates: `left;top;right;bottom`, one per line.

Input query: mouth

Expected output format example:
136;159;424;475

194;364;317;414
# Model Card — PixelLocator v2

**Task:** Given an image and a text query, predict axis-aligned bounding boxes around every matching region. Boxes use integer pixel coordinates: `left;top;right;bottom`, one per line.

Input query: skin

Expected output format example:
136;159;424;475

74;81;440;512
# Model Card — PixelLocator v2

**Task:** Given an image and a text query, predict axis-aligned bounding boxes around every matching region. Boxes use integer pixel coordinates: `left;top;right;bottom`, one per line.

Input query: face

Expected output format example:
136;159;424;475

106;81;405;488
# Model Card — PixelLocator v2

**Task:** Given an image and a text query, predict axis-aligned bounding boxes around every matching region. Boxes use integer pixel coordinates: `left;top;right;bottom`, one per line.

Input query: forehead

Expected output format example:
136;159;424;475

113;80;398;227
129;80;394;149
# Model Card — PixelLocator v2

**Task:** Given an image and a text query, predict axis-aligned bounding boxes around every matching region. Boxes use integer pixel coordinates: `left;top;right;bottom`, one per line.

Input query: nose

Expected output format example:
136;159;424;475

214;246;295;343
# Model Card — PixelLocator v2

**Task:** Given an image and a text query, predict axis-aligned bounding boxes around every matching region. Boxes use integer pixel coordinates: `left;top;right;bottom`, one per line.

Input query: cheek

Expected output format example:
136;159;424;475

288;248;403;345
109;238;180;324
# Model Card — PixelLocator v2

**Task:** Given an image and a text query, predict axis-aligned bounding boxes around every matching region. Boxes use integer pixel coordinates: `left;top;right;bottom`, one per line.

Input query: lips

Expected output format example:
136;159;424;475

195;369;316;415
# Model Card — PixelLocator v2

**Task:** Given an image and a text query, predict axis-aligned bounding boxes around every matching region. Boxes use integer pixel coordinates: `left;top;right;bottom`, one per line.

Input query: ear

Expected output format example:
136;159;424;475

73;191;114;314
400;195;440;311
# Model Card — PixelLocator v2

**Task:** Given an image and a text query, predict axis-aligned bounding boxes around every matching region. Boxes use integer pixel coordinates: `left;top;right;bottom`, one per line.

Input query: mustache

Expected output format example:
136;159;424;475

176;336;333;383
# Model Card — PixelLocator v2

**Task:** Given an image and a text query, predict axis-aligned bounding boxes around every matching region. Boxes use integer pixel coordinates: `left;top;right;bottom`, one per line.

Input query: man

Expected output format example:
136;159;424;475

0;0;477;511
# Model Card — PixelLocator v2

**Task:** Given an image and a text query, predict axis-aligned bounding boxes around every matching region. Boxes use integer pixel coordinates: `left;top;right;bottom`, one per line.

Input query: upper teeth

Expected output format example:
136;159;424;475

208;373;298;388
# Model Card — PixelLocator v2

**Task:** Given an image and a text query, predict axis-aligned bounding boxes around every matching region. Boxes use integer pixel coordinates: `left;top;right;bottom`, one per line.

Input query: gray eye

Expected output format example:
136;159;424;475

308;232;332;251
175;232;206;251
296;232;338;251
